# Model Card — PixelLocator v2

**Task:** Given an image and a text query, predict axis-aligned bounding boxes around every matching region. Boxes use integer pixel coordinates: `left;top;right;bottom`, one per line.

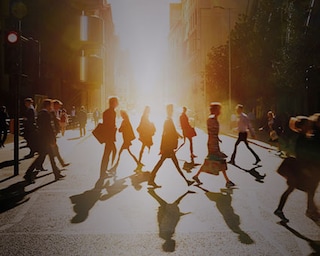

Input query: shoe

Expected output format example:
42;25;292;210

147;181;161;188
274;209;289;223
23;174;35;184
187;180;195;186
54;174;66;181
253;158;261;165
191;154;197;158
226;181;235;188
62;162;70;167
192;175;203;185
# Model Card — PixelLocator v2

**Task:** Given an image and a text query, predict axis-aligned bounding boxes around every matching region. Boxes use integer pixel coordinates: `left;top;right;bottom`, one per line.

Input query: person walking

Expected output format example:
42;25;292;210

59;108;69;136
136;106;156;168
228;104;261;165
178;106;197;160
51;100;70;168
78;106;87;137
115;110;139;167
192;102;235;188
23;98;38;158
0;106;9;148
100;96;119;178
23;99;65;184
148;104;194;188
93;108;100;127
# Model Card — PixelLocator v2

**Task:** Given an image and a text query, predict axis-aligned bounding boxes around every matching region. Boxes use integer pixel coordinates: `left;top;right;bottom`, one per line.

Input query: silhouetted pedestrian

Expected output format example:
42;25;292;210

78;106;87;137
115;110;139;167
23;98;38;158
93;108;100;127
52;100;70;168
148;104;194;188
178;106;197;161
148;188;195;252
192;102;235;188
59;108;68;136
0;106;9;148
136;106;156;169
23;99;65;183
100;96;119;177
228;104;261;165
274;115;320;223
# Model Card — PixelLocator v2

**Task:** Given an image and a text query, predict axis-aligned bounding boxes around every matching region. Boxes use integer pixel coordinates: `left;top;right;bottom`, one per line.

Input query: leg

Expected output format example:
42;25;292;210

138;144;146;163
148;155;166;187
192;168;203;185
244;139;261;164
128;147;139;164
188;137;196;158
274;185;294;222
100;144;112;177
229;137;241;163
48;145;64;180
116;144;125;165
221;170;235;188
306;186;320;221
171;153;194;186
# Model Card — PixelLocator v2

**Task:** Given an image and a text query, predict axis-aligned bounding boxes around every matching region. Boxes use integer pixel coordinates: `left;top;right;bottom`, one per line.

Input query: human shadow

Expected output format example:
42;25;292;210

280;222;320;256
69;176;106;223
148;188;195;252
130;170;150;191
0;157;36;170
182;160;201;173
196;185;254;244
231;163;266;183
0;175;57;213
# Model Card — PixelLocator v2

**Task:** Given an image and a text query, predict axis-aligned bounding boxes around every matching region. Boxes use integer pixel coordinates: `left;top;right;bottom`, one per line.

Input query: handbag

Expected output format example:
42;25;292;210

92;123;107;144
199;158;227;175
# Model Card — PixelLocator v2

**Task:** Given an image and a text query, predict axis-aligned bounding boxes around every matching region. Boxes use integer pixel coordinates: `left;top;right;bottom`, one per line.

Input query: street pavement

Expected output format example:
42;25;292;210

0;118;319;256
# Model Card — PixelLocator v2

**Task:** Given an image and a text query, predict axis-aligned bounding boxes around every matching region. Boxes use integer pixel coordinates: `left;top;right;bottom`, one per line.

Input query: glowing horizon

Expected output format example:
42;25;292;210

108;0;180;95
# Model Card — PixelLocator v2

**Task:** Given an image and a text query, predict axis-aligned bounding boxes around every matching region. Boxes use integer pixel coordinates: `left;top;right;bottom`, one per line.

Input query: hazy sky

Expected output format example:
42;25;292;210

108;0;180;90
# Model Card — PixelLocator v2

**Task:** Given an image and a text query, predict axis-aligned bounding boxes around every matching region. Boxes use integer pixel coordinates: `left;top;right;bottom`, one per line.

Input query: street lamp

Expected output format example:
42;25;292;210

213;6;232;112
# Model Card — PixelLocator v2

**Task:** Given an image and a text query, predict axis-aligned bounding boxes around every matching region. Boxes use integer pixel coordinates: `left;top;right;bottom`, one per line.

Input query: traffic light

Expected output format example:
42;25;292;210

4;30;20;74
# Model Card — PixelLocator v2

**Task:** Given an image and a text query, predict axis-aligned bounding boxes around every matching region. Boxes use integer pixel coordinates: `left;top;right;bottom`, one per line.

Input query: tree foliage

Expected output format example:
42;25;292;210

205;0;319;116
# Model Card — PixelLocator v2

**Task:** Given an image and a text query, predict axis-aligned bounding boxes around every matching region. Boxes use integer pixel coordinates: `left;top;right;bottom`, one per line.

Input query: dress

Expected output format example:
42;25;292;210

137;115;155;148
180;112;196;138
119;119;135;149
207;114;221;156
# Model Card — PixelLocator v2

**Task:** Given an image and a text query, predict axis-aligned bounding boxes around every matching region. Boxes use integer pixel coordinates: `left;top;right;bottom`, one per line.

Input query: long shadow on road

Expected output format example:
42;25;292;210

196;184;254;244
69;167;150;223
280;222;320;255
0;172;57;213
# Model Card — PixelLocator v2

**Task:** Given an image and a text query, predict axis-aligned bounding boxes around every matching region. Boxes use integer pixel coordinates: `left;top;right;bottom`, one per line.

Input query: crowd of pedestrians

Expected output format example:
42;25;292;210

1;95;319;224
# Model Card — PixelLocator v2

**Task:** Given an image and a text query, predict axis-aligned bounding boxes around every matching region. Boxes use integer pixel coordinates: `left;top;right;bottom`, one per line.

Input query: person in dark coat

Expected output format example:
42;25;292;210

23;98;38;158
115;110;139;168
0;106;9;148
23;99;65;183
178;106;197;161
100;96;119;178
136;106;156;167
148;104;194;188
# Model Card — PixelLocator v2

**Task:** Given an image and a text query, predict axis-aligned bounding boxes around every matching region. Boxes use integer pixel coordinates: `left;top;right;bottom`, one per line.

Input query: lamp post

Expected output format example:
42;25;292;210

213;6;232;111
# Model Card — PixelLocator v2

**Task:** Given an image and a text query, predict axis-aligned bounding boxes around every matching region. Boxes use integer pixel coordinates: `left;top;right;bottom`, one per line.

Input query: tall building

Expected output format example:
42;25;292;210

168;0;252;125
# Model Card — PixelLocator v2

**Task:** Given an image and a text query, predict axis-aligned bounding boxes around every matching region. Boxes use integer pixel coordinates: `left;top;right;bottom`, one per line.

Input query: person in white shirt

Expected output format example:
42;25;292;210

228;104;261;165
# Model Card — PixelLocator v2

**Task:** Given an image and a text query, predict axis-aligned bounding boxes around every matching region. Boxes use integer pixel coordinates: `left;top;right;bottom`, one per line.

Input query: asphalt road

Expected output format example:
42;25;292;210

0;119;319;256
